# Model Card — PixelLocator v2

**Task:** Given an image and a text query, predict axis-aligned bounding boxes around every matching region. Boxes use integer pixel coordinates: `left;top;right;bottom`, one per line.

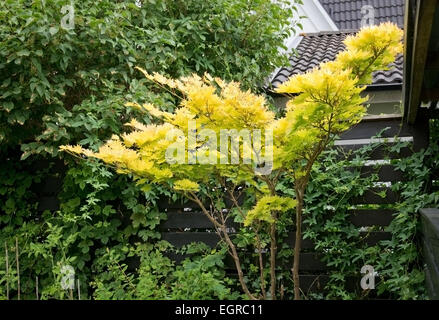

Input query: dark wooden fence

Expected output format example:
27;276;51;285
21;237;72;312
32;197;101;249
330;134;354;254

156;114;424;293
35;114;430;295
420;208;439;300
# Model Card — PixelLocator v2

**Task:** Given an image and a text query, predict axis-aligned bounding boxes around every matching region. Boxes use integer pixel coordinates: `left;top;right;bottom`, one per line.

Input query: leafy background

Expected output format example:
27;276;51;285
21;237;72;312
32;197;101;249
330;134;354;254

0;0;300;299
0;0;436;300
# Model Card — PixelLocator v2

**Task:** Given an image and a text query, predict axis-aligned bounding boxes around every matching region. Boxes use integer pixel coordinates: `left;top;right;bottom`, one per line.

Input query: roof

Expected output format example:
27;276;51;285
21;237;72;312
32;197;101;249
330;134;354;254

271;31;403;89
268;0;406;91
319;0;405;30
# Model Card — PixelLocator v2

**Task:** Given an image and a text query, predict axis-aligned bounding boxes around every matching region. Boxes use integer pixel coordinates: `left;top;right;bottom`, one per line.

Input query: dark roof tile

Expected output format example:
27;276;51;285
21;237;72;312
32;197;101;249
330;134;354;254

319;0;405;30
270;31;403;89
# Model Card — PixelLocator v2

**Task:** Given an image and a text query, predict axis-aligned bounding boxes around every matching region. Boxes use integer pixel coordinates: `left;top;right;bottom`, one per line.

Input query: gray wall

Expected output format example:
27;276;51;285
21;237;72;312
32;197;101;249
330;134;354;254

272;89;402;116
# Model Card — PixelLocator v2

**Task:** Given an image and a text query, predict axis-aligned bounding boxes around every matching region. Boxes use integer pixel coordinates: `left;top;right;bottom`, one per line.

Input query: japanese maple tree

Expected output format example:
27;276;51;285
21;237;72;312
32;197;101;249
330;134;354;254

62;23;403;300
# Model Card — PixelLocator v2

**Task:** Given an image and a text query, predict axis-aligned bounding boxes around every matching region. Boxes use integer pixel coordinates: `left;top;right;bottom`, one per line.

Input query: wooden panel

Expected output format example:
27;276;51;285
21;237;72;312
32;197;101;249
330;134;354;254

349;209;395;227
299;275;359;293
299;253;327;271
37;196;60;212
222;274;359;294
161;211;238;229
419;208;439;299
299;275;329;293
38;176;63;196
161;212;216;229
158;199;200;210
419;105;439;119
162;232;316;250
345;165;405;182
420;209;439;267
336;143;413;160
339;118;413;140
223;253;327;272
361;232;392;245
162;230;391;251
166;250;327;272
363;165;404;182
161;232;221;248
425;263;439;300
158;195;242;211
351;188;399;204
284;232;315;250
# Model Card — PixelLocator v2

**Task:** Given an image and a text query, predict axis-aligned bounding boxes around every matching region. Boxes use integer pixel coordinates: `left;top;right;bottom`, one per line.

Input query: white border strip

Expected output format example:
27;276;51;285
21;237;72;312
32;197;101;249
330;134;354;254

335;136;414;146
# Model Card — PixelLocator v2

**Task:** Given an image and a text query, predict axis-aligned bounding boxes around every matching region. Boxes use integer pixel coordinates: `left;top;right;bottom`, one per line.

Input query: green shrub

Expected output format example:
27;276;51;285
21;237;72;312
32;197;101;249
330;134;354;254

0;0;300;299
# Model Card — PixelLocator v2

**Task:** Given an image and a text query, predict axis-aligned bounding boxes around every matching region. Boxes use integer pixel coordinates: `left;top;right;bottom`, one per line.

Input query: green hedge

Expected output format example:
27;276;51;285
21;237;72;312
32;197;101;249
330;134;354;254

0;0;300;299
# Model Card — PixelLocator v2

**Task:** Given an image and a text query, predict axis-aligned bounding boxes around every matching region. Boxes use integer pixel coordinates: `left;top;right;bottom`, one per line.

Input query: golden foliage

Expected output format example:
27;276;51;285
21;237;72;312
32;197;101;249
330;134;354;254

61;23;403;209
244;196;297;226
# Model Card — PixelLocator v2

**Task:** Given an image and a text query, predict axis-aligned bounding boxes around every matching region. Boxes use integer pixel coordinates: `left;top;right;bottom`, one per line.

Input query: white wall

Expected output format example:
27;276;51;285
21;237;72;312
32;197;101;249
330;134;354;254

269;0;338;83
283;0;338;51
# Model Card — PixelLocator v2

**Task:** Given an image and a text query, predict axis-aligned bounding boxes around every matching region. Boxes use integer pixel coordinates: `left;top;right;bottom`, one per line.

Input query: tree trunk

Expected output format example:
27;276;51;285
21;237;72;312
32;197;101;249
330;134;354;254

221;227;257;300
269;221;277;299
293;188;303;300
255;233;267;299
189;193;257;300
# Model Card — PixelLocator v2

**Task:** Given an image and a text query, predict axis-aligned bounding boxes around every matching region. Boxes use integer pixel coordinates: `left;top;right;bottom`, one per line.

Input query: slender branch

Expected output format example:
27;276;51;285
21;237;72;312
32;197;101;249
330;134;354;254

293;185;303;300
258;174;278;299
36;276;39;300
292;117;335;300
255;231;267;300
269;214;277;300
225;186;266;299
15;237;20;301
4;242;9;300
77;279;81;300
355;46;388;83
189;192;257;300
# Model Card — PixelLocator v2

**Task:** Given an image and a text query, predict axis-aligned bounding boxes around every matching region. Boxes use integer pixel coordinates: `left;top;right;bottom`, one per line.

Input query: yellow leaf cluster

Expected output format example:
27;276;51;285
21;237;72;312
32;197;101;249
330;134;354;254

244;196;297;226
60;23;403;197
273;23;402;168
173;179;200;192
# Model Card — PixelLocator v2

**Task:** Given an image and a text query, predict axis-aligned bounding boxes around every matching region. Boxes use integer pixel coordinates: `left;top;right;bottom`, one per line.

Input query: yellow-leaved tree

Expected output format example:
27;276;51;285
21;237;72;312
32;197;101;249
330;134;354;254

61;23;403;300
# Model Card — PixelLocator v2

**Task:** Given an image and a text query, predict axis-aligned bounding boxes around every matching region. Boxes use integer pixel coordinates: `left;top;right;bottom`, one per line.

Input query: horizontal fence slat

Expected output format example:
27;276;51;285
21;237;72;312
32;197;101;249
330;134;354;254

351;188;399;204
349;209;395;227
161;212;215;229
339;118;412;140
166;252;327;272
161;232;221;248
299;253;327;271
299;275;360;293
162;208;397;230
362;165;404;182
344;165;405;182
227;253;328;272
336;143;413;160
158;199;200;210
158;197;242;211
284;233;315;250
361;231;392;245
37;196;60;212
299;275;329;293
37;176;63;196
161;212;238;229
162;231;391;251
